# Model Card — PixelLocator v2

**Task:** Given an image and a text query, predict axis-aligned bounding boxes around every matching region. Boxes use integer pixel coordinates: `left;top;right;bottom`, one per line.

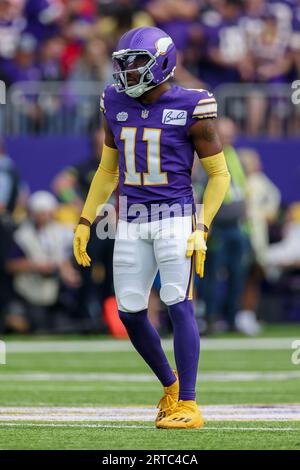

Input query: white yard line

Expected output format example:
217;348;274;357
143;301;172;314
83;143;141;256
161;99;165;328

0;422;299;432
3;337;298;353
0;405;300;422
0;371;300;382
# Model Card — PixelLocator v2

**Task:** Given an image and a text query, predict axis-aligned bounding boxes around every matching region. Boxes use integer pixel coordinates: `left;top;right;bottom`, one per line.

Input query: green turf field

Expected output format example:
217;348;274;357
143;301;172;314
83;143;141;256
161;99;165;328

0;325;300;450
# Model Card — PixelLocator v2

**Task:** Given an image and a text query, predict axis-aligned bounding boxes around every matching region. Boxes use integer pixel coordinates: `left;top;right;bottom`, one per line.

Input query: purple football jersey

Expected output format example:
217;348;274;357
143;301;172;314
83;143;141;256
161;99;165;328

101;84;217;221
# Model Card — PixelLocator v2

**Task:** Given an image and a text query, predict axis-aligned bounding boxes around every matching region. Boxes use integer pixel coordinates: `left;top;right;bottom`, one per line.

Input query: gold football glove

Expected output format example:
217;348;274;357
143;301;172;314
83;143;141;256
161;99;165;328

73;223;91;267
186;230;207;278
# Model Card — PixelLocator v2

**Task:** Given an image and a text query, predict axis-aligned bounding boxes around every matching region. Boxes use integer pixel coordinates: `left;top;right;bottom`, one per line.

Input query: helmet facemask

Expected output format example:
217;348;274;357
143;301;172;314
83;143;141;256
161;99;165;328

112;50;157;98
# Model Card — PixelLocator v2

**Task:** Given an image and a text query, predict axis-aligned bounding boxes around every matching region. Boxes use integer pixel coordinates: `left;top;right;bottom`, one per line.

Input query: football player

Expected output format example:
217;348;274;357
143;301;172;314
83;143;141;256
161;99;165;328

73;26;231;429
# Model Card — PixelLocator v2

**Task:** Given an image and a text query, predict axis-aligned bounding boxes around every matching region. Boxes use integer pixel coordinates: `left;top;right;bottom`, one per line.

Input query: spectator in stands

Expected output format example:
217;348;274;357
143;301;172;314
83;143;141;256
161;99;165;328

38;35;65;132
92;0;153;52
59;0;100;77
242;0;269;40
198;117;250;333
246;11;293;136
0;140;20;331
68;37;111;83
263;203;300;322
2;33;40;84
24;0;64;42
290;1;300;135
145;0;199;51
67;37;111;132
3;34;43;133
200;0;252;88
0;140;20;215
239;148;281;264
5;191;80;332
236;148;281;335
39;35;65;81
144;0;204;87
0;0;26;67
291;1;300;77
264;203;300;269
63;0;97;34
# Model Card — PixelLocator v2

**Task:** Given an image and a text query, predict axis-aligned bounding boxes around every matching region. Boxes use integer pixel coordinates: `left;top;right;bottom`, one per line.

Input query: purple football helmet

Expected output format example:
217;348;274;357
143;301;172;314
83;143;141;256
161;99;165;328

112;26;176;98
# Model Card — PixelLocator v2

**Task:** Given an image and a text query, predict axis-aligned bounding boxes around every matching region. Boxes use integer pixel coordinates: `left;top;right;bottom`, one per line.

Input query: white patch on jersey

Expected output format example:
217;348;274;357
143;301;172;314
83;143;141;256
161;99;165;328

162;109;187;126
116;111;128;122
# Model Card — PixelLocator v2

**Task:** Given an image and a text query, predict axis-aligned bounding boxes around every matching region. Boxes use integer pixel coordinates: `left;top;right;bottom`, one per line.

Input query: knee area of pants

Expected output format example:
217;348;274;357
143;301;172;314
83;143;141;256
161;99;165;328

160;284;185;306
118;291;146;313
119;310;138;326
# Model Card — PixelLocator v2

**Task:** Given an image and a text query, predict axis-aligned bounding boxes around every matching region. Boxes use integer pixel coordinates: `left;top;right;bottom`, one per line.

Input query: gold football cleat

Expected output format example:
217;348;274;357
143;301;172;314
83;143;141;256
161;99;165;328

155;371;179;426
156;400;205;429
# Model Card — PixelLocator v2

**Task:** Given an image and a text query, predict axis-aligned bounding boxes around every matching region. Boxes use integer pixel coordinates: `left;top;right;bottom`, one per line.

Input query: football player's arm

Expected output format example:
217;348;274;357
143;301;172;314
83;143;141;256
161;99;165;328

190;118;231;230
73;117;119;267
186;119;231;277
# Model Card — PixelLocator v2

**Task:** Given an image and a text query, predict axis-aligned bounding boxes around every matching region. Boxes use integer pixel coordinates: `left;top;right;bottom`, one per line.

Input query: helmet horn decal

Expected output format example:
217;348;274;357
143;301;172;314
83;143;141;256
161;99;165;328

155;37;173;56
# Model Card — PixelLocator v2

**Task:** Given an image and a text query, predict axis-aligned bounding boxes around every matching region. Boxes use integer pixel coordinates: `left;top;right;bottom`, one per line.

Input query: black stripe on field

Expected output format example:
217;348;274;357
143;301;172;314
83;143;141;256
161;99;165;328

0;450;297;466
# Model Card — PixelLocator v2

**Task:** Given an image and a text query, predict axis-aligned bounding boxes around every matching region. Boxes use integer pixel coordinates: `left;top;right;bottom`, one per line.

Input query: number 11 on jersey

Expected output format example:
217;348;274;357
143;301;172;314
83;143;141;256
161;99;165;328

120;127;168;186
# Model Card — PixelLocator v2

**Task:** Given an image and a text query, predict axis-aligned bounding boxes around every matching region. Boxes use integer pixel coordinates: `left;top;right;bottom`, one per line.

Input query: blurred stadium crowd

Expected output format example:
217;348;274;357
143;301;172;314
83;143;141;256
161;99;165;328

0;0;300;335
0;0;300;135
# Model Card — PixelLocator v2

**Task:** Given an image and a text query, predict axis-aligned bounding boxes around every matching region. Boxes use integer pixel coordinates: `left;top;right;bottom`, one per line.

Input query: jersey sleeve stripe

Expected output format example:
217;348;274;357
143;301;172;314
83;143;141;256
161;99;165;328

186;88;207;92
100;92;105;113
197;98;216;105
193;112;217;119
193;103;217;115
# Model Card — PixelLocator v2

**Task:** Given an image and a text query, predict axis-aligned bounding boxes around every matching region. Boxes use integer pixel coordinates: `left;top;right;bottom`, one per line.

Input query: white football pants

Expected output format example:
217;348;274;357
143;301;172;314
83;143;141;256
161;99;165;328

113;216;195;313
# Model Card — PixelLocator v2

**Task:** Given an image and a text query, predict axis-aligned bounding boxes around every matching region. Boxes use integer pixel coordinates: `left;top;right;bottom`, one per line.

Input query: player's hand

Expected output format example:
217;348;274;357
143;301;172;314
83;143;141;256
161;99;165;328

186;230;207;278
73;224;91;267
